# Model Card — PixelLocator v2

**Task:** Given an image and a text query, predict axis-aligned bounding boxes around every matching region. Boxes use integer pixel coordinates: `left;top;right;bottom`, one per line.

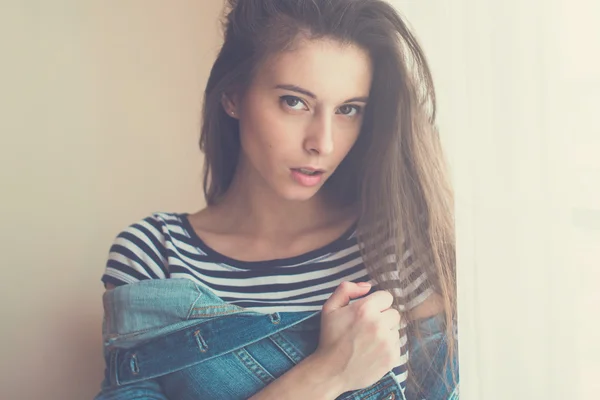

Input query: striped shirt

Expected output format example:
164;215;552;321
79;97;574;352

101;212;433;388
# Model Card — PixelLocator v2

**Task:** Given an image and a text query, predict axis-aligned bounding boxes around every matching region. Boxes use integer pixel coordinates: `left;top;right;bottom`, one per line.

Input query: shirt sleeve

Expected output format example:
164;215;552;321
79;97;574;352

398;248;434;310
101;214;170;287
390;244;435;311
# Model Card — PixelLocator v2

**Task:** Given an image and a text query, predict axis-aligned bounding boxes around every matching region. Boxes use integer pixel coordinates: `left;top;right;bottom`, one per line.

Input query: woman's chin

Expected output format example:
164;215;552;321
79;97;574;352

276;185;323;202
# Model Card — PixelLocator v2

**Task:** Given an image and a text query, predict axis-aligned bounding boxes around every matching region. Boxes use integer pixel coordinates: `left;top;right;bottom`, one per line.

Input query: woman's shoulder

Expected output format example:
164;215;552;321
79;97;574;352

130;210;184;226
110;211;197;260
114;211;187;239
101;211;187;287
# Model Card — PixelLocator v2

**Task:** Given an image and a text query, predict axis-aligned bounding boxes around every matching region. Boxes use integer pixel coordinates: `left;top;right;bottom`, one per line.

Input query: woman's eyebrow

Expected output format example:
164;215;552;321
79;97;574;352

275;84;317;99
274;84;369;103
344;96;369;104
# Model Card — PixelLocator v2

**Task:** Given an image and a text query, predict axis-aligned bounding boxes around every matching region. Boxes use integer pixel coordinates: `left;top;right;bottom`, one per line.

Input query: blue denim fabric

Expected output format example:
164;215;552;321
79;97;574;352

404;315;459;400
95;279;457;400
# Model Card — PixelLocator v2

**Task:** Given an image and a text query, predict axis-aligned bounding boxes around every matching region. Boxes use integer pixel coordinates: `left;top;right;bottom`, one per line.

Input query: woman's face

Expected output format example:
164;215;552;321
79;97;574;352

228;38;372;202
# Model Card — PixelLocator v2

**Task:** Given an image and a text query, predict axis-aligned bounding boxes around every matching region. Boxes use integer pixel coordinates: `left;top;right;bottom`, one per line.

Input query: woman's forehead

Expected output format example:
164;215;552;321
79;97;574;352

254;39;373;102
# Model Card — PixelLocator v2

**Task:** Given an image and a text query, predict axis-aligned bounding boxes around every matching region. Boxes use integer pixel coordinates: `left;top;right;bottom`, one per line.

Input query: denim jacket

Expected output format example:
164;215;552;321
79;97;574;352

94;279;458;400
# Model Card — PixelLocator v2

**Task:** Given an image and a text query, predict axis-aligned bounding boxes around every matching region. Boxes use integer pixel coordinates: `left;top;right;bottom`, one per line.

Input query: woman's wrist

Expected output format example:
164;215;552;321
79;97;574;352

300;352;345;398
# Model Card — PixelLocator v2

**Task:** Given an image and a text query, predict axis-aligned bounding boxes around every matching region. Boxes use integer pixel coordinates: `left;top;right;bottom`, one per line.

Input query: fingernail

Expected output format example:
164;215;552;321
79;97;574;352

357;282;371;287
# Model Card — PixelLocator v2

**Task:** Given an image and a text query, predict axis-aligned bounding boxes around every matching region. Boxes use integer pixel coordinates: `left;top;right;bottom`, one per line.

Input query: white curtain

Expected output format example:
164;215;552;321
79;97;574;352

393;1;600;399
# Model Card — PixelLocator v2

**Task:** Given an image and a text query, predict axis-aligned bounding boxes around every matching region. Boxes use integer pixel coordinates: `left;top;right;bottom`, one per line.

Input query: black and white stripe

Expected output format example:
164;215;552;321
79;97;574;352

101;212;433;387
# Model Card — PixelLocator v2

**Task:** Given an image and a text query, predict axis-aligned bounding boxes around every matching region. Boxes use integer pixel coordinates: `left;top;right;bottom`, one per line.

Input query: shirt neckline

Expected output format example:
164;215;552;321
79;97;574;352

178;213;358;270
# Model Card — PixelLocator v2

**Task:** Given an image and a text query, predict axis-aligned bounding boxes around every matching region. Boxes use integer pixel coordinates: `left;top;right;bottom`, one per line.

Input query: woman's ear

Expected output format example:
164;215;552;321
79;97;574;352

221;92;239;119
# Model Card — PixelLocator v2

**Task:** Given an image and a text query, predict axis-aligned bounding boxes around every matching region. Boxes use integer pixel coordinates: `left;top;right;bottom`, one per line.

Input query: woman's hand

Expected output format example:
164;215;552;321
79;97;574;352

249;281;401;400
314;281;402;392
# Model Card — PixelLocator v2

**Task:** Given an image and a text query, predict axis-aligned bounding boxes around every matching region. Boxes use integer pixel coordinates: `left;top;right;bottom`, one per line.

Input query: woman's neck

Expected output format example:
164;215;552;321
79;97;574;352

215;187;330;239
204;164;353;240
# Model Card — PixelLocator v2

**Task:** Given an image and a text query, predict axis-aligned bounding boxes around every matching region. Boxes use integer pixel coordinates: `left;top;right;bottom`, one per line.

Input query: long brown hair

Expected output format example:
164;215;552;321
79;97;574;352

200;0;456;388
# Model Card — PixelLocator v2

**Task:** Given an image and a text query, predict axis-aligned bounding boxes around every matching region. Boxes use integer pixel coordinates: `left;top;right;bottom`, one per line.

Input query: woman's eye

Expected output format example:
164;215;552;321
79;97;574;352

280;96;307;111
337;105;361;117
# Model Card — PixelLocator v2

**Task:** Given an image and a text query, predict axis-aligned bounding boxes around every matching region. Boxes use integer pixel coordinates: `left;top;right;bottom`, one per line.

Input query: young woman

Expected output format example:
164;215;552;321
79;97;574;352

96;1;457;399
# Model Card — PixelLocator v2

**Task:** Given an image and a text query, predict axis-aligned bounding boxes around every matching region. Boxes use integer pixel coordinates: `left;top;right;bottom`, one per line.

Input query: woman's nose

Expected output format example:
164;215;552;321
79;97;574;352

304;115;334;156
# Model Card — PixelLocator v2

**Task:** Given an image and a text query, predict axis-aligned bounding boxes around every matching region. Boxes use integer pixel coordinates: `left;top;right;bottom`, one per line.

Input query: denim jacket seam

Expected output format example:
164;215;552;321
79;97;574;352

233;348;276;385
268;333;305;365
343;379;396;400
105;326;159;345
185;283;206;319
365;382;395;398
190;307;245;318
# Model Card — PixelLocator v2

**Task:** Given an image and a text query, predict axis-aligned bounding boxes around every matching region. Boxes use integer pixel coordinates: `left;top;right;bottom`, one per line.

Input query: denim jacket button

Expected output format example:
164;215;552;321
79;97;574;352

382;393;395;400
269;312;281;324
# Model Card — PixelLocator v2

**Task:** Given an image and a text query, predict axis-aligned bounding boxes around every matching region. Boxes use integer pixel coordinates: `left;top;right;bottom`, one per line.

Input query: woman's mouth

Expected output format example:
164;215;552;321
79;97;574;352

290;168;325;187
296;168;321;176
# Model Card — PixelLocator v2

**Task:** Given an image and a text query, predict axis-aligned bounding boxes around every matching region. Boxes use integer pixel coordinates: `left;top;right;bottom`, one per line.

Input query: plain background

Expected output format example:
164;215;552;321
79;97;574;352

399;1;600;398
1;1;223;399
1;1;598;399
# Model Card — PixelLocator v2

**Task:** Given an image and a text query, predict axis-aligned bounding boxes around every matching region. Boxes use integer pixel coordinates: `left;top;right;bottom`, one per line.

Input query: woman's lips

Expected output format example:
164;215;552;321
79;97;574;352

290;168;325;187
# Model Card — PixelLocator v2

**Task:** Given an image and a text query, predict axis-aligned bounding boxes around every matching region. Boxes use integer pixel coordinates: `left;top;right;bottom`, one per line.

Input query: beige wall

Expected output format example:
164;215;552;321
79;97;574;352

0;1;223;399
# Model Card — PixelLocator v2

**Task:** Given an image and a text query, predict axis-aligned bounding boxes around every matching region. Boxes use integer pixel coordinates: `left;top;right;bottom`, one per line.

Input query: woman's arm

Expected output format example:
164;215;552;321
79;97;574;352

409;292;444;320
248;353;343;400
